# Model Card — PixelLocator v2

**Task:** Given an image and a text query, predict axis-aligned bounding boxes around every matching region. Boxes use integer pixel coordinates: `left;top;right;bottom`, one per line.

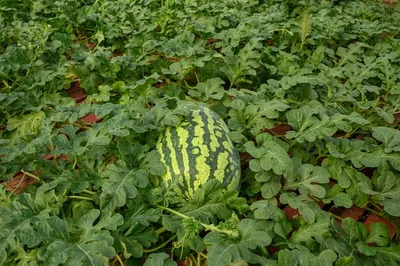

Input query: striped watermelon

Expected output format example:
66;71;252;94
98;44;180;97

156;105;241;200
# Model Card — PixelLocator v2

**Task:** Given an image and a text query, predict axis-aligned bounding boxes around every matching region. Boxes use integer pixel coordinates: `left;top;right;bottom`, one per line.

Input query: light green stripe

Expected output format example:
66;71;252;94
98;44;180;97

156;139;172;184
203;107;232;184
215;140;230;182
165;127;180;178
203;107;220;153
176;125;190;196
192;113;211;195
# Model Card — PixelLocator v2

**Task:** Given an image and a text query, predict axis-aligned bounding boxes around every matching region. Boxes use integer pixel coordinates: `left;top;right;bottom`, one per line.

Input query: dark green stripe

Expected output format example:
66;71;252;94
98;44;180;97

161;134;172;185
183;111;198;195
207;108;229;133
198;108;216;182
169;127;189;195
222;149;239;186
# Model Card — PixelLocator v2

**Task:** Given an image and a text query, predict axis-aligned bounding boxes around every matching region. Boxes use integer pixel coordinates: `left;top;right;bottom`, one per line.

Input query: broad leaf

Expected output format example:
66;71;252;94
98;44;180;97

100;164;149;211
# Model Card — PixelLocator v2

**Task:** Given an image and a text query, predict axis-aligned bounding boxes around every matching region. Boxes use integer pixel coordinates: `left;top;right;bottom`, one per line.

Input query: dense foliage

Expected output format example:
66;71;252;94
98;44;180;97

1;0;400;265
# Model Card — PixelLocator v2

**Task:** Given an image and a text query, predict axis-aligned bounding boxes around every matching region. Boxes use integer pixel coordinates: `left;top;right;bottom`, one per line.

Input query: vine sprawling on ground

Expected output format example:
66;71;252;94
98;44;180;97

1;0;400;265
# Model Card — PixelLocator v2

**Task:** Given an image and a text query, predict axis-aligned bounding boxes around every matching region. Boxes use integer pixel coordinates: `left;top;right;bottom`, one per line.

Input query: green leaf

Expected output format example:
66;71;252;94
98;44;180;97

220;38;262;87
115;226;158;259
250;200;280;220
372;127;400;152
238;219;272;249
100;164;149;212
289;212;331;247
143;252;177;266
80;72;101;94
334;257;355;266
112;200;160;259
280;193;322;224
366;223;390;246
284;164;330;198
189;78;225;101
278;247;337;266
206;243;239;266
341;217;368;245
142;150;166;176
273;211;293;239
245;138;292;176
40;210;117;266
285;102;337;143
228;100;289;135
205;219;271;266
70;200;94;219
322;184;353;208
0;194;50;265
359;170;400;216
374;245;400;262
120;201;161;232
372;148;400;171
245;100;290;130
180;179;248;223
329;217;392;259
260;177;281;199
278;249;298;266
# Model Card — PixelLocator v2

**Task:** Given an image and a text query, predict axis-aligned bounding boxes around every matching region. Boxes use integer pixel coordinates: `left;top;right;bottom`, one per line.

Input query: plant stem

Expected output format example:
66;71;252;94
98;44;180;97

184;79;196;89
188;254;196;266
330;213;344;221
343;127;360;139
61;207;66;220
69;195;94;201
316;153;329;160
73;157;77;169
199;252;207;259
259;246;268;257
143;236;176;253
364;206;383;217
155;227;166;235
156;205;187;219
72;122;91;129
82;189;96;195
2;80;10;89
369;201;383;211
116;254;124;266
9;173;26;196
156;205;239;237
20;170;41;182
87;0;100;14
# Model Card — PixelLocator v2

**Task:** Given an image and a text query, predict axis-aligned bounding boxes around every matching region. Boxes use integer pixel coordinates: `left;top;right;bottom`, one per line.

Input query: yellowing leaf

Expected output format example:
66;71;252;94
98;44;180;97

6;111;45;144
299;10;311;50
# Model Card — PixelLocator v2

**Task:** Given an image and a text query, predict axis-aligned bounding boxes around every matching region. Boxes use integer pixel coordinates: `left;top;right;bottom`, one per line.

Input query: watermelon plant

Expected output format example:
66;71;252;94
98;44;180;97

0;0;400;265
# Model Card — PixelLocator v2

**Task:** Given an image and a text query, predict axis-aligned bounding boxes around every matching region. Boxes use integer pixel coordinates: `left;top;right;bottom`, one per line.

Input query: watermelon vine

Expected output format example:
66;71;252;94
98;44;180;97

1;0;400;265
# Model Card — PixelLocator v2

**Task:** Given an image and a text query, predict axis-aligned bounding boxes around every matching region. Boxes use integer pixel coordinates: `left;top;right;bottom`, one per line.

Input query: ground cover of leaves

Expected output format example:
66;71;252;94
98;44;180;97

1;0;400;265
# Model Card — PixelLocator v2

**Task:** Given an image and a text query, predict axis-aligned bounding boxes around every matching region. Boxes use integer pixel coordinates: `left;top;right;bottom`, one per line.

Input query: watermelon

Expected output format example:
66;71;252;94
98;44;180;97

156;105;241;200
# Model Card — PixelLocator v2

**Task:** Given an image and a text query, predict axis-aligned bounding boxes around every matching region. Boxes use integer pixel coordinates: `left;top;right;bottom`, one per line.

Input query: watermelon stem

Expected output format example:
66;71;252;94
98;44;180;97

21;170;41;183
143;236;176;253
82;189;96;195
68;195;94;201
156;205;240;238
155;227;167;235
115;254;124;266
